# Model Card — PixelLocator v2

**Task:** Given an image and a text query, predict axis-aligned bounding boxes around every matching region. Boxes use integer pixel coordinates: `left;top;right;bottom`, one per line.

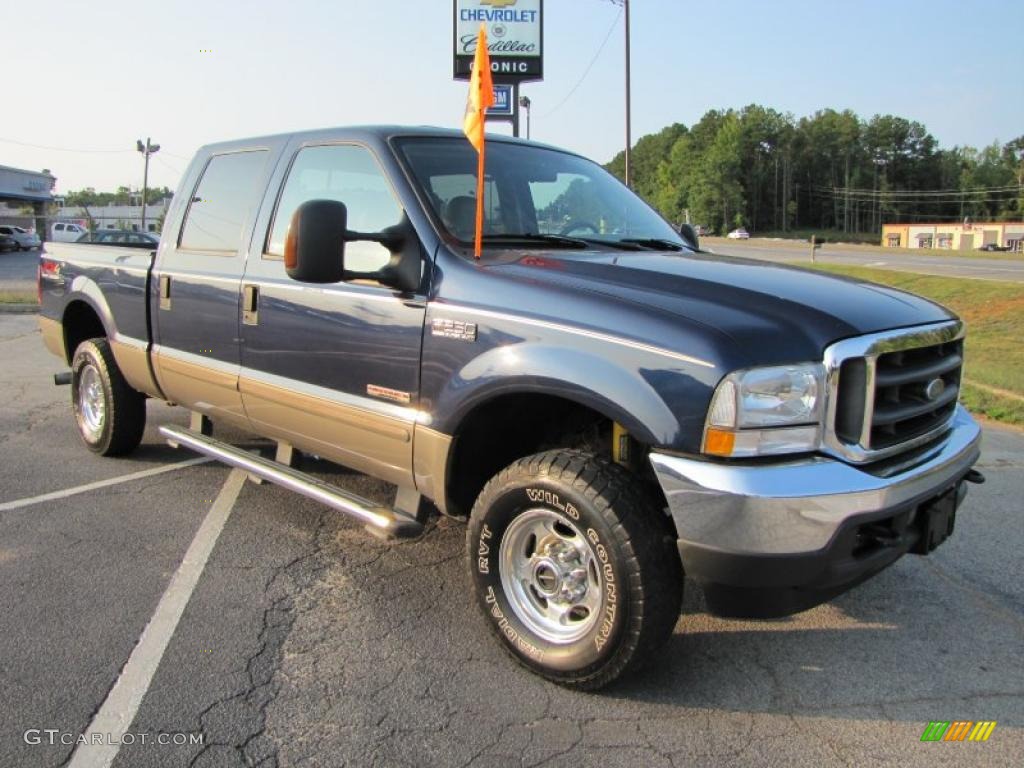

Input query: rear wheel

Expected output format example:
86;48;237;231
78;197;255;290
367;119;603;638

71;338;146;456
467;450;682;690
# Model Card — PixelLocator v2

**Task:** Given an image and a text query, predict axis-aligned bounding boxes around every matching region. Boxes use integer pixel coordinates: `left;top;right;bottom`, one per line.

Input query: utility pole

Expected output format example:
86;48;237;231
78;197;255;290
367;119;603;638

624;0;631;187
136;137;160;233
518;96;532;140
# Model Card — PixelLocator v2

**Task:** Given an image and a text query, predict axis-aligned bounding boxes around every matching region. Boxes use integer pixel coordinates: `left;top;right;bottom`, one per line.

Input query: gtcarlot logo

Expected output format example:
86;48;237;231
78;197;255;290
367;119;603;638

24;729;203;747
920;721;997;742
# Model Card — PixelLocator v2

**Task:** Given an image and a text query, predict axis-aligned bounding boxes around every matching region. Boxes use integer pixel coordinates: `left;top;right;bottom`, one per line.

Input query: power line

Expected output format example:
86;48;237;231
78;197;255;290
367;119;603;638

817;183;1020;197
0;137;135;154
538;7;623;119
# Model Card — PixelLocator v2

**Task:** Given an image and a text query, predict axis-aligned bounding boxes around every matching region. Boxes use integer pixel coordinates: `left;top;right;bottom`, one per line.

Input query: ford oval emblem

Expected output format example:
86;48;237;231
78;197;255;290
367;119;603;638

925;378;946;401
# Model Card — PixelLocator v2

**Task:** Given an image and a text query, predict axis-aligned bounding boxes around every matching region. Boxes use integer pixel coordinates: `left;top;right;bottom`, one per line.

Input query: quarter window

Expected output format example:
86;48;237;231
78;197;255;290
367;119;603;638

180;150;268;253
267;145;403;273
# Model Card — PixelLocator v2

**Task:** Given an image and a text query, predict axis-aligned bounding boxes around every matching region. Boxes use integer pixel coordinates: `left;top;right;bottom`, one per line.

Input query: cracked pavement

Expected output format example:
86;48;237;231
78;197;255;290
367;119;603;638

0;313;1022;767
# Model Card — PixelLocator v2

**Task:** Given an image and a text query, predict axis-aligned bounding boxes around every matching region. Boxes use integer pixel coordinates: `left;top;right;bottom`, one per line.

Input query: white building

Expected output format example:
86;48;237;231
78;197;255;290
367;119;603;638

54;198;172;233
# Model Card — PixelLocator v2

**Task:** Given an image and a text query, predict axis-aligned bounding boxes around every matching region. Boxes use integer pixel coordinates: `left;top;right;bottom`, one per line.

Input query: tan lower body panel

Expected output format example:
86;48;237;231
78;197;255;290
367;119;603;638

413;426;453;514
38;316;65;361
239;375;414;489
110;337;163;398
154;350;249;429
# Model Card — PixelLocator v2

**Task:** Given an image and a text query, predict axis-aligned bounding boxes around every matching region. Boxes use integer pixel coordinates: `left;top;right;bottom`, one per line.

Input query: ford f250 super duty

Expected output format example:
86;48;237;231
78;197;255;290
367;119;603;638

38;126;983;689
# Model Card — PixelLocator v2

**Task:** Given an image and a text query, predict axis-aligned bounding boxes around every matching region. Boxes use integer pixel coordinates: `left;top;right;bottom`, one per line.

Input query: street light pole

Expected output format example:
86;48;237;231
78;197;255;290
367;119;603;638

136;137;160;233
518;96;532;140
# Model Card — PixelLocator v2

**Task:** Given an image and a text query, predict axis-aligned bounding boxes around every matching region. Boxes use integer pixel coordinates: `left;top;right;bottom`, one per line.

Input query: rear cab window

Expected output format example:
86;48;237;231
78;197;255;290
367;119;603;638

179;150;269;254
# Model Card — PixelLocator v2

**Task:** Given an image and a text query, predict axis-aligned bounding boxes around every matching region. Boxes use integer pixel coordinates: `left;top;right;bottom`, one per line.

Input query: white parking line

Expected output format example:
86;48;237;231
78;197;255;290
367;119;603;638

0;457;212;513
67;468;247;768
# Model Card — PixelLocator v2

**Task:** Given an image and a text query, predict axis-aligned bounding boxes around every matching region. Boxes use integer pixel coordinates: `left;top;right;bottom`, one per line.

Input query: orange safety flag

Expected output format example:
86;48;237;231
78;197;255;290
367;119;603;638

463;24;495;259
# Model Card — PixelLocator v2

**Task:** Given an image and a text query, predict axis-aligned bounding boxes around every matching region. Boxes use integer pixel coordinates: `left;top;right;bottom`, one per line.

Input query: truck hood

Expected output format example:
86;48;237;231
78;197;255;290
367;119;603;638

488;249;955;360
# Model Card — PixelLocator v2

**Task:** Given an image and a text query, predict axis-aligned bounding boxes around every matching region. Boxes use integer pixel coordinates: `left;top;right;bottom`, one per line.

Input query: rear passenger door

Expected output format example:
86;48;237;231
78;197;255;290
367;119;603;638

152;147;278;429
238;141;427;487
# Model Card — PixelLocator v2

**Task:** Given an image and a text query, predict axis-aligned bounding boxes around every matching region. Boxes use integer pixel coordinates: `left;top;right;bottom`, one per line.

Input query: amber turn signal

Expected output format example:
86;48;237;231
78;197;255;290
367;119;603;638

703;428;736;457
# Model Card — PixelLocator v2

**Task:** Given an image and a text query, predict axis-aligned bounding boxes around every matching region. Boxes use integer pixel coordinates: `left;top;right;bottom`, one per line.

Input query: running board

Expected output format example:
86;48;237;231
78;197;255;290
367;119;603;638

159;425;424;538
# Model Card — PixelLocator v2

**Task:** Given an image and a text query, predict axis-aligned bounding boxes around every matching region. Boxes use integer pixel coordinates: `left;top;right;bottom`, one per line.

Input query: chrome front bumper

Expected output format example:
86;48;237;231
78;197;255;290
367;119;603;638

649;405;981;557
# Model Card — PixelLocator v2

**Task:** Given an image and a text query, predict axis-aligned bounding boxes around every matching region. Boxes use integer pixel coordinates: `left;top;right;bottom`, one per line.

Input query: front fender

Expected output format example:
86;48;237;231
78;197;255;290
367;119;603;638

432;342;711;448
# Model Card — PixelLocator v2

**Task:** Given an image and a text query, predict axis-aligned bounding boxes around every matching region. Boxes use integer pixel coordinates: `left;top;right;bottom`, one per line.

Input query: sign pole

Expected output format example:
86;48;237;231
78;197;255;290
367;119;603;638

512;83;520;138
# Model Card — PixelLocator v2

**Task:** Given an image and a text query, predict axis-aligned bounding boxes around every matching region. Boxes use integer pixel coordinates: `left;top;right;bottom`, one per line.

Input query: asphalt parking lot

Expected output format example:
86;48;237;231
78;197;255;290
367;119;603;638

1;311;1022;768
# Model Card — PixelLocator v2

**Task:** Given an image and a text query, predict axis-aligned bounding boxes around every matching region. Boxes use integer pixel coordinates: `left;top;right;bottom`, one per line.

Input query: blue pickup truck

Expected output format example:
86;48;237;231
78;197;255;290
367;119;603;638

38;126;982;689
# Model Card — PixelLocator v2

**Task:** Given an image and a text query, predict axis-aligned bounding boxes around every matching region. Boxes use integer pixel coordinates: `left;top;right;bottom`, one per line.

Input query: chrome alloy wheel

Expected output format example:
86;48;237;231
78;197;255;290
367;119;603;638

77;363;105;441
499;508;603;644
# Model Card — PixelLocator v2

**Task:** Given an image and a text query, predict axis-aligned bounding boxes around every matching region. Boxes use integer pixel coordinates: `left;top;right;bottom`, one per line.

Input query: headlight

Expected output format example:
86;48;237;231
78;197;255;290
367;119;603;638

704;363;824;457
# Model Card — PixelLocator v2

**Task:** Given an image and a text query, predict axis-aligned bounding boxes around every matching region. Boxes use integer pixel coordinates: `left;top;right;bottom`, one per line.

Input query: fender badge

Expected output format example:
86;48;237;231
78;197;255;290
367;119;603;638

431;318;477;342
367;384;412;405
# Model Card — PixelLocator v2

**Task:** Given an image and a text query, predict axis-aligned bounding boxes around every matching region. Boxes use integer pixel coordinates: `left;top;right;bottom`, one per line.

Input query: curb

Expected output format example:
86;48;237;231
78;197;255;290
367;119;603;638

0;304;39;314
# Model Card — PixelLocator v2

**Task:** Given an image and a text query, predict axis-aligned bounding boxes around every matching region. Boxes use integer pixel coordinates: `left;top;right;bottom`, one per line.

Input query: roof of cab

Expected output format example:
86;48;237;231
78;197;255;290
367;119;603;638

196;125;569;157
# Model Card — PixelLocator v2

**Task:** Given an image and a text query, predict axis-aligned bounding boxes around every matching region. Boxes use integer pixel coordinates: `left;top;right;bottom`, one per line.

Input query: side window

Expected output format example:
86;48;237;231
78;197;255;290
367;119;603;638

179;150;268;253
55;224;65;232
267;145;402;273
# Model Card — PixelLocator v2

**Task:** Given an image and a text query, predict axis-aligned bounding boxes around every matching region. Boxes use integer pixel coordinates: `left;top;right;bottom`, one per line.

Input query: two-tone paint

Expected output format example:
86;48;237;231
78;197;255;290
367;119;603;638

38;126;956;517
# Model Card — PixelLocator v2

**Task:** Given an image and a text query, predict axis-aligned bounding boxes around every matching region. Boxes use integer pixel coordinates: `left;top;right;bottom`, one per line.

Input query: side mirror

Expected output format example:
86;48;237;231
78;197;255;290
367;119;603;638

678;222;700;251
285;199;422;292
285;199;348;283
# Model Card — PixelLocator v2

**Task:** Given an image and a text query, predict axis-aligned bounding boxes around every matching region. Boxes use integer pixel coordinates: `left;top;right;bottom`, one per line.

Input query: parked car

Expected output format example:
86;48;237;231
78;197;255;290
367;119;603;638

51;222;89;242
978;243;1009;252
75;231;161;247
0;225;42;250
38;126;982;689
0;233;18;252
727;227;750;239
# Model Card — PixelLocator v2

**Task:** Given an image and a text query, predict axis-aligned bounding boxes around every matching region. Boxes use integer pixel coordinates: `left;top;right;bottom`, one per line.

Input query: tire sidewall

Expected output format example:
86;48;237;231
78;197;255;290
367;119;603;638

470;475;631;677
71;342;112;452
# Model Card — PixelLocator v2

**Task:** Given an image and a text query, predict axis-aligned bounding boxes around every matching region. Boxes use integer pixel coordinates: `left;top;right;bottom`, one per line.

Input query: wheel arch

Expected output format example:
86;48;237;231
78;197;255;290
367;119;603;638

441;389;669;519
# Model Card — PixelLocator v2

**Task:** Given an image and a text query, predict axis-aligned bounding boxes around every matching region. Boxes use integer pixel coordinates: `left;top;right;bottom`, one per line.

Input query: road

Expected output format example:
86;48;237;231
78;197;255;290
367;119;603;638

1;314;1022;767
704;238;1024;283
0;247;39;292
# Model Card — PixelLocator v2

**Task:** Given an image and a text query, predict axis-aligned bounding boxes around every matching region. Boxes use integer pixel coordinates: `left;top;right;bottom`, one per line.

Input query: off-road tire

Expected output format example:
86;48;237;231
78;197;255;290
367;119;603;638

467;449;682;690
71;338;146;456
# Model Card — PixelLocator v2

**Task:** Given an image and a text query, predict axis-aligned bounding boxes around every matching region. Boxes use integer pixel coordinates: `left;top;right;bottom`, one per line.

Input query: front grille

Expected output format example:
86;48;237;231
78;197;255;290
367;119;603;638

870;340;962;449
824;321;964;463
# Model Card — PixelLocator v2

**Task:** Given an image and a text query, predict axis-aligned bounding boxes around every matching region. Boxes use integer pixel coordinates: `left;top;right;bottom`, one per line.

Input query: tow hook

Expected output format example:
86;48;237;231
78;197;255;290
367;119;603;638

53;372;71;386
964;469;985;485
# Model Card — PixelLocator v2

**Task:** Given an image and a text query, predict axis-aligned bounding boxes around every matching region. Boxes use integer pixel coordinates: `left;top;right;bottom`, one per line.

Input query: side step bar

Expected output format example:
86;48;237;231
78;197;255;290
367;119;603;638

159;425;424;538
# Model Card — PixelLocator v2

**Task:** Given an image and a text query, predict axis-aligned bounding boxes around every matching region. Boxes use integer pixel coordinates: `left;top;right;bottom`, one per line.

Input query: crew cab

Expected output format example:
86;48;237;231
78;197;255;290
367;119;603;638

38;126;982;689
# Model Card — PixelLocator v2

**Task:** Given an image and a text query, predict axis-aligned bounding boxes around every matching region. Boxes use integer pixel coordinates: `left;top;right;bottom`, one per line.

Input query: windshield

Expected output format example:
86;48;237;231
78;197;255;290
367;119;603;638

395;137;684;253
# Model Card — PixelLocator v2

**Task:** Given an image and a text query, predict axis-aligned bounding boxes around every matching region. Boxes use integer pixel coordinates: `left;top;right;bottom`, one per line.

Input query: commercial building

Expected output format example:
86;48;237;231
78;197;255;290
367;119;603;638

53;199;171;233
0;164;56;236
881;221;1024;252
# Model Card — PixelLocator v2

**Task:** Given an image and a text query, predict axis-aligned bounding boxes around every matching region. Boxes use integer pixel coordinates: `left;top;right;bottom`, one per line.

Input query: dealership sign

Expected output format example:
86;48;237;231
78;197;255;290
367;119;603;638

453;0;543;82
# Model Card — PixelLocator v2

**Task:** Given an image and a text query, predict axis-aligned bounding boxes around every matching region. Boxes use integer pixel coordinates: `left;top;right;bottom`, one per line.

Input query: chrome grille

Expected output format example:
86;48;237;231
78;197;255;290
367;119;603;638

870;339;962;449
823;321;964;463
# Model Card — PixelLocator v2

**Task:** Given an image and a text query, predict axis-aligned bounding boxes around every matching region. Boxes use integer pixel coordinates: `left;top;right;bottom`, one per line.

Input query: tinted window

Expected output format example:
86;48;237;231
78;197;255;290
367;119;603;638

397;138;683;254
55;224;65;231
180;150;268;253
267;145;402;273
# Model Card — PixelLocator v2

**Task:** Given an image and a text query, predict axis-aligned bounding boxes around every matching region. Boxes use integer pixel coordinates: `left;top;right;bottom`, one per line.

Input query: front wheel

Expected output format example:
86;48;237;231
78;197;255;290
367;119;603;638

71;338;146;456
467;450;682;690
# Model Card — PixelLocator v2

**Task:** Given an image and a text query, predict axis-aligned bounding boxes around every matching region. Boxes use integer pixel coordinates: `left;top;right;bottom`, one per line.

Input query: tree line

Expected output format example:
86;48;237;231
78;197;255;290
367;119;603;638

605;105;1024;236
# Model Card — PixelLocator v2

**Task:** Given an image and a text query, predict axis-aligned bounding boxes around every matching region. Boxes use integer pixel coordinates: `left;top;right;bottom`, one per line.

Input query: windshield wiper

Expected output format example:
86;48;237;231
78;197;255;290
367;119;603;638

480;233;590;249
616;238;687;251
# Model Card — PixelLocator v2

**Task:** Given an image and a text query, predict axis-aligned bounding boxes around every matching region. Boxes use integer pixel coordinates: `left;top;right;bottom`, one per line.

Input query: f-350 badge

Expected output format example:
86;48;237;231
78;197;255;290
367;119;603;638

432;318;478;342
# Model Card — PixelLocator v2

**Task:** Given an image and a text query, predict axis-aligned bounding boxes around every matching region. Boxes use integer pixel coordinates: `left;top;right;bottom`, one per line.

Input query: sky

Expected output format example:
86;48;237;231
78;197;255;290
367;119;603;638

5;0;1023;194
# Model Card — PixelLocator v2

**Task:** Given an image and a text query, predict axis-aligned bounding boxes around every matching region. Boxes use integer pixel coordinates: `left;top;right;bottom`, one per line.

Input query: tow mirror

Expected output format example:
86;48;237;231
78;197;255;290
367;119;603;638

285;199;420;292
285;199;348;283
678;223;700;251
